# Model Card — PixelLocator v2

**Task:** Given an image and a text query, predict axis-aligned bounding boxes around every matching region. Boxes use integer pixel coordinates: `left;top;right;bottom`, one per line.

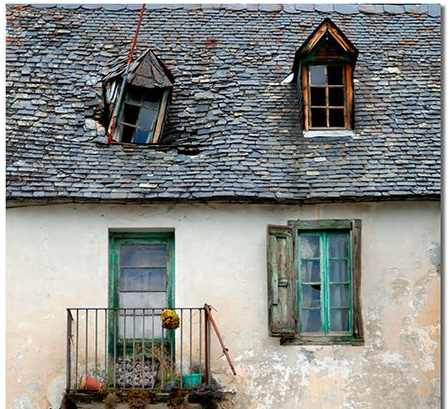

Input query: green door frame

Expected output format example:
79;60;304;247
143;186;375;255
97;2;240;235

108;232;175;356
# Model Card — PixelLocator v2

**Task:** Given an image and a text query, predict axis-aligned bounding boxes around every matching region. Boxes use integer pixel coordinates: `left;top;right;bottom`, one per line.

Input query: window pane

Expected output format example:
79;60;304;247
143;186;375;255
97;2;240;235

300;260;320;282
328;66;343;85
330;284;350;307
302;284;321;308
311;108;326;127
329;234;348;258
329;88;344;106
125;90;142;105
329;260;348;282
122;125;135;143
120;268;166;291
118;314;162;339
134;129;150;144
301;309;322;332
310;87;326;106
299;235;320;258
123;104;140;125
120;244;167;268
329;109;344;127
138;103;159;132
309;65;326;85
119;291;167;309
330;309;349;332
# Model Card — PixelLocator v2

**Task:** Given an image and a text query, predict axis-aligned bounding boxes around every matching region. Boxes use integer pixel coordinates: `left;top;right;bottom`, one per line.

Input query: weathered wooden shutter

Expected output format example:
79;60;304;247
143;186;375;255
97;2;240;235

351;219;364;341
267;225;296;337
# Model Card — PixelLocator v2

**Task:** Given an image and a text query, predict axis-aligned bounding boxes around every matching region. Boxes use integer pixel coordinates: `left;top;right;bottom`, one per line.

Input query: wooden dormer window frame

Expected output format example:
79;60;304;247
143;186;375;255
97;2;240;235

302;63;353;130
292;19;358;134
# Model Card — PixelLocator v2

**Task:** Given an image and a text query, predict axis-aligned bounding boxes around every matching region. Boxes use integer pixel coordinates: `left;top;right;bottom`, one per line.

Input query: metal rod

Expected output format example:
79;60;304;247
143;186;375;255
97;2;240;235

204;304;237;376
161;323;165;389
189;309;192;373
107;3;146;143
95;310;98;375
199;309;202;375
66;310;72;391
123;308;127;378
141;308;145;389
113;310;117;388
133;309;136;387
204;308;210;385
75;309;79;389
180;309;183;388
105;310;108;387
85;310;88;377
151;309;155;387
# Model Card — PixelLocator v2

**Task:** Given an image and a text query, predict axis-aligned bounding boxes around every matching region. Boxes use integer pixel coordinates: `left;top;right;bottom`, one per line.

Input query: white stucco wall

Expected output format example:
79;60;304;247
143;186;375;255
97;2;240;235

6;201;440;409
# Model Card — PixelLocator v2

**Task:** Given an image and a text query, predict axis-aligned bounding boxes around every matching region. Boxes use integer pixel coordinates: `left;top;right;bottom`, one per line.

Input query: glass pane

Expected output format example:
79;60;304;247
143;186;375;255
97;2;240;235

328;66;343;85
138;103;159;132
120;244;167;268
329;260;349;282
310;87;326;106
311;108;326;127
143;91;163;103
302;284;321;308
329;109;344;127
329;234;348;258
121;125;135;143
299;235;320;258
309;65;326;85
125;90;142;105
118;314;162;339
330;284;350;307
120;268;166;291
329;87;344;106
301;309;322;332
330;309;350;332
119;291;167;309
300;260;321;282
123;104;140;125
134;129;150;144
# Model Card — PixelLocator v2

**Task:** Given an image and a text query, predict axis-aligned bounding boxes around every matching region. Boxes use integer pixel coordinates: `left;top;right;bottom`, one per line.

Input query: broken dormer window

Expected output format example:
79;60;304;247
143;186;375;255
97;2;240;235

292;19;358;134
103;49;174;144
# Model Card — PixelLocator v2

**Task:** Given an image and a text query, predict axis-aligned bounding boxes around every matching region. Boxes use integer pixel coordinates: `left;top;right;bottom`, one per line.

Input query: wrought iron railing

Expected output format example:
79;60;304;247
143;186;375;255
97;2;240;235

66;307;210;392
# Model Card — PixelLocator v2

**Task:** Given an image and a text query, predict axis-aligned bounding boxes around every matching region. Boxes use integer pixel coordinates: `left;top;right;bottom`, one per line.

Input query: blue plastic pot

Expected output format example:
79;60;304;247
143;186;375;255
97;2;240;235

182;373;202;389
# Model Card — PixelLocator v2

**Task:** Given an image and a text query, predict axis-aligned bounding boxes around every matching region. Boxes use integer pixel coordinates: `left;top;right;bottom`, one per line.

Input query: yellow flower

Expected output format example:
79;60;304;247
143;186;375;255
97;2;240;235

160;309;180;329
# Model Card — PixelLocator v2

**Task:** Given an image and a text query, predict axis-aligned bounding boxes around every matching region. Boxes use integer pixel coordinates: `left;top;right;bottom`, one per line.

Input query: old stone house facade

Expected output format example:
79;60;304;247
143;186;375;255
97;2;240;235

6;4;441;409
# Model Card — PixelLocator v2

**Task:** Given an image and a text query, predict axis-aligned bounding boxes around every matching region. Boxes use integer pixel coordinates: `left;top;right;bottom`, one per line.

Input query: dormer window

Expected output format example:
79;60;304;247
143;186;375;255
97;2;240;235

292;19;358;136
119;86;167;144
103;49;174;144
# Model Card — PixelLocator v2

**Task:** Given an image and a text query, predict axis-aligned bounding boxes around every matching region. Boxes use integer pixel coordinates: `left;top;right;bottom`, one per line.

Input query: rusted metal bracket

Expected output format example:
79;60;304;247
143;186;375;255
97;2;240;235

204;304;237;376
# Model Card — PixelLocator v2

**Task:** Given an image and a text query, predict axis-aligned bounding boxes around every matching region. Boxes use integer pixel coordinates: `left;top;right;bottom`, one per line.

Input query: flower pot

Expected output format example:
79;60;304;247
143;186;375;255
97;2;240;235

79;374;103;391
182;373;202;389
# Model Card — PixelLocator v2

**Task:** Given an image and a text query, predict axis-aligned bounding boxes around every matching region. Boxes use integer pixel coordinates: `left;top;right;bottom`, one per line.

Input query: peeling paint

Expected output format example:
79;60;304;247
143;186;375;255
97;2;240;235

6;202;440;409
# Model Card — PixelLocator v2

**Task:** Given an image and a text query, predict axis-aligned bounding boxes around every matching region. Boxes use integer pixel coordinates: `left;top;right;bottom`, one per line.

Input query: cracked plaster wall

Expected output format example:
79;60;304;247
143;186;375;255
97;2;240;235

6;201;440;409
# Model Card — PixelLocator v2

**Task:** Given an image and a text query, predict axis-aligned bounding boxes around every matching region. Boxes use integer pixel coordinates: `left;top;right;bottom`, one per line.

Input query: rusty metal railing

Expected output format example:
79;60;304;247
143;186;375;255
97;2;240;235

66;307;210;392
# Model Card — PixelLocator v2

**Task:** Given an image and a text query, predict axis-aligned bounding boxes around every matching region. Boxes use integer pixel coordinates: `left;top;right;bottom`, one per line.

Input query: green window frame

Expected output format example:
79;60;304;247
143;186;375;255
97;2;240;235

108;232;175;352
267;219;363;346
297;230;352;335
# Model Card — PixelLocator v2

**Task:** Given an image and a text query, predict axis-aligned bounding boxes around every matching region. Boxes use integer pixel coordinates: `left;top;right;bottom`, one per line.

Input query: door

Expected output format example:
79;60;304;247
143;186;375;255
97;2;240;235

108;232;174;387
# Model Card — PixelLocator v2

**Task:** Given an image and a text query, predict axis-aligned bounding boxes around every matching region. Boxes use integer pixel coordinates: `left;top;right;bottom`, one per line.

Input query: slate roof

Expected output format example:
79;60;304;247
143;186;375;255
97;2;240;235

6;4;441;205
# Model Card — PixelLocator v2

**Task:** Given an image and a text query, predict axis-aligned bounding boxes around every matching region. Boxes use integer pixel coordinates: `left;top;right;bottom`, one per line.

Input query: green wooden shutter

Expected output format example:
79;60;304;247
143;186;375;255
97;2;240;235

351;219;364;340
267;225;296;337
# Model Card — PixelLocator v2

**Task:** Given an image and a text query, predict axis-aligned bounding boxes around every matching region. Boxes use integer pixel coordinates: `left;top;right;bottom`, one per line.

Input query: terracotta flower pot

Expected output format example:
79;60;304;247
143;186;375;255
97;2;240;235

80;374;103;391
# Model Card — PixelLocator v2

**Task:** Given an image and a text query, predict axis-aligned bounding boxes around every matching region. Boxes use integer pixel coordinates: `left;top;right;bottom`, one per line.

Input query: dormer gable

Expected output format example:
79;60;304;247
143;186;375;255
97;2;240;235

103;49;174;144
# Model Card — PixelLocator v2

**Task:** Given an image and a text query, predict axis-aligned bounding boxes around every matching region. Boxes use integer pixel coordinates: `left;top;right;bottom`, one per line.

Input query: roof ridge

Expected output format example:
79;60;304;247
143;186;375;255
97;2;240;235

23;3;441;17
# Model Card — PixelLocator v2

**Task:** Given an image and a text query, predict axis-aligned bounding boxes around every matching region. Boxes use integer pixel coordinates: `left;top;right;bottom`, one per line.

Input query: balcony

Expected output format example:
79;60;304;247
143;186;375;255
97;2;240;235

66;307;214;395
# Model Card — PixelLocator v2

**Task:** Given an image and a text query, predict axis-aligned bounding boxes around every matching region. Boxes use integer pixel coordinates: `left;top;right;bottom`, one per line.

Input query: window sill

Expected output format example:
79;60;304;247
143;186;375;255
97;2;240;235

303;130;355;138
280;335;364;346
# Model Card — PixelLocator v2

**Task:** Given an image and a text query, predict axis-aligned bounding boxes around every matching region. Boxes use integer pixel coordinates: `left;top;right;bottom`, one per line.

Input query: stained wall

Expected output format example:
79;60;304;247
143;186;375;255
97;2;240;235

6;201;440;409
